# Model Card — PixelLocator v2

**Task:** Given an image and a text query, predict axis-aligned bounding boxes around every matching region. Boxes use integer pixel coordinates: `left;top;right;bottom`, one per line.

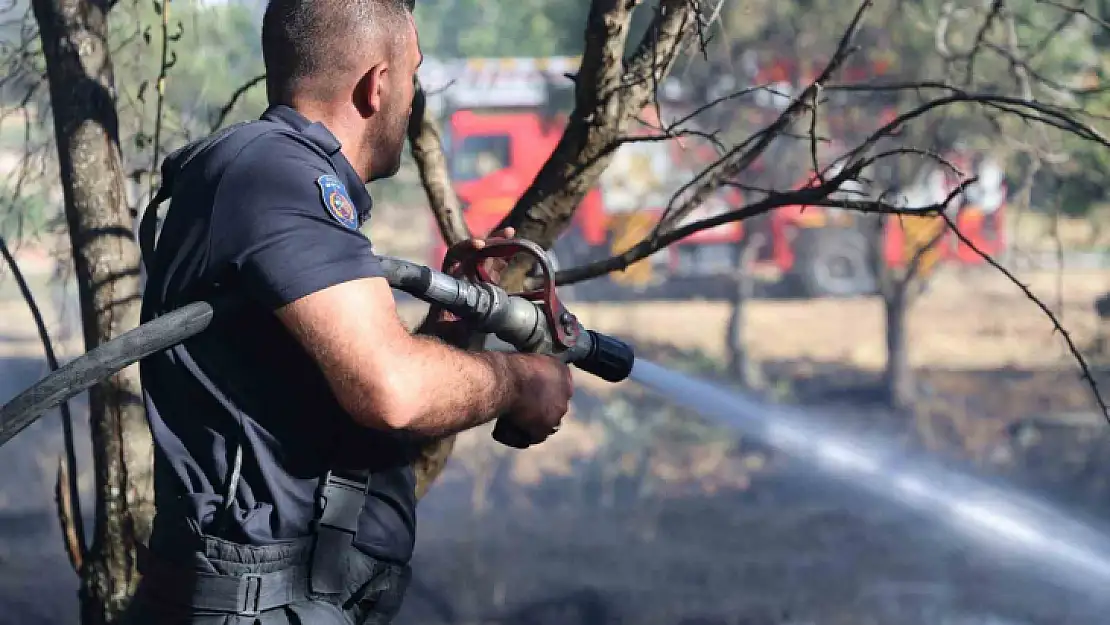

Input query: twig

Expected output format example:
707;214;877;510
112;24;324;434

407;78;470;246
653;0;875;234
939;211;1109;422
555;173;972;285
0;235;86;569
209;73;265;132
55;456;83;573
963;0;1005;87
146;0;178;203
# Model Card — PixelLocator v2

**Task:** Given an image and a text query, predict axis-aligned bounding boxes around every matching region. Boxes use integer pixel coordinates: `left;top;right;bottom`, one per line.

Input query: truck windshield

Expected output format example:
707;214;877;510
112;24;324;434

449;134;512;182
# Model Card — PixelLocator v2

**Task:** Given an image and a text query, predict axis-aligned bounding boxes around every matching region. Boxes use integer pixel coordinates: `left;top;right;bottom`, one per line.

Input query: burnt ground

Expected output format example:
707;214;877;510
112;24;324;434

390;347;1110;625
3;334;1110;623
402;472;1109;625
0;357;91;625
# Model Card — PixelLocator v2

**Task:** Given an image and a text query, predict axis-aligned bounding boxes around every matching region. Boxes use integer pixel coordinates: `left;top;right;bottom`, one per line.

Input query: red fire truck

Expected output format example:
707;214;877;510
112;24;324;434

416;55;1008;299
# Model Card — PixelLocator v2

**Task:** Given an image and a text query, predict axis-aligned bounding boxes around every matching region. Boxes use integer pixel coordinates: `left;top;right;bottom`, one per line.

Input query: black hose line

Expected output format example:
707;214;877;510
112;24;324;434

0;298;220;448
0;256;633;450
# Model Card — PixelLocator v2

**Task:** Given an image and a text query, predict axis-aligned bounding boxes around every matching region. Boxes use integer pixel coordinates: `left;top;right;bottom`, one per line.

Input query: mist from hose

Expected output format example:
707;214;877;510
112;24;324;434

628;358;1110;593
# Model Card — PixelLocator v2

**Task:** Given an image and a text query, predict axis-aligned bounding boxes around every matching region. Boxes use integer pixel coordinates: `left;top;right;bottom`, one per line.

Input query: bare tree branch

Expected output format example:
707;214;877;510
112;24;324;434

146;0;178;204
555;166;974;284
403;78;483;500
941;209;1108;421
1034;0;1110;31
493;0;701;254
653;0;876;235
552;0;1110;419
56;455;85;573
209;73;265;132
963;0;1005;86
0;235;86;569
407;79;471;247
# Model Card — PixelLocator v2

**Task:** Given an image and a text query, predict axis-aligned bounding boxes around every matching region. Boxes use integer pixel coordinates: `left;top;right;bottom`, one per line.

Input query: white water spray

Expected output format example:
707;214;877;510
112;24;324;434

629;359;1110;592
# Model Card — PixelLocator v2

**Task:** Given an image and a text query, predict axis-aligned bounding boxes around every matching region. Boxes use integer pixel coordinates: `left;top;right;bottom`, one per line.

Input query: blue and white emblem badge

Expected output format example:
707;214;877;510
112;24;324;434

316;174;358;230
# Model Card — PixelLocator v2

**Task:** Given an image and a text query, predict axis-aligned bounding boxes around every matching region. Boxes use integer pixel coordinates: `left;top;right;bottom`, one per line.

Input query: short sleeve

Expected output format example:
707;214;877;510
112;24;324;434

210;137;386;310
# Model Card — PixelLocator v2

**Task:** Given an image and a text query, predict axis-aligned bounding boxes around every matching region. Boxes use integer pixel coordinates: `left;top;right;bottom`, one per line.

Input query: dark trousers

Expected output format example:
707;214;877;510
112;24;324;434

120;519;410;625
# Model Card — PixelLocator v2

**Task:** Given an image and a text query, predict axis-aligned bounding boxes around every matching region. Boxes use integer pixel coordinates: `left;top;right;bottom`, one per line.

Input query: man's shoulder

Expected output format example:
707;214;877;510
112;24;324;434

206;121;333;180
195;123;342;213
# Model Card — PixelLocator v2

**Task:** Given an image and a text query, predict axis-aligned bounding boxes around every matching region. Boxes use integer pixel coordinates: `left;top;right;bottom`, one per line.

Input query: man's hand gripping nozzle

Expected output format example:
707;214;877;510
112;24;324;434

380;237;635;448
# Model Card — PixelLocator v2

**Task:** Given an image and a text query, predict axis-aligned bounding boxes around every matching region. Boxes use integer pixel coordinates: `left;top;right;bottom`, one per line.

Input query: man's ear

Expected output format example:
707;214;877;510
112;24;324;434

356;63;389;117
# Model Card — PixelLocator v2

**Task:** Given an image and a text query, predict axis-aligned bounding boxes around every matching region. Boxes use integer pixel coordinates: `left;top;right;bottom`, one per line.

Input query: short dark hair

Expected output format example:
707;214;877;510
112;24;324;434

261;0;412;105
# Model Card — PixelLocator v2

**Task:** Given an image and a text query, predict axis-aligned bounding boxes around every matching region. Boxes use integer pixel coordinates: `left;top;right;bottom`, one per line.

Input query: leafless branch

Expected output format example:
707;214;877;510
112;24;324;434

555;166;973;285
407;78;470;247
941;209;1108;421
145;0;179;203
652;0;876;235
493;0;703;252
0;235;86;569
1034;0;1110;31
554;0;1110;419
404;77;479;499
209;73;265;132
56;455;84;573
963;0;1005;86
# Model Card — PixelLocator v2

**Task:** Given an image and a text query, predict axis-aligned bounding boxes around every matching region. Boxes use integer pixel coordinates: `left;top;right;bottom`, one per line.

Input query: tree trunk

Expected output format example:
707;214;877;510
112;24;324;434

31;0;155;622
726;234;764;390
883;287;914;410
406;82;473;501
408;0;698;498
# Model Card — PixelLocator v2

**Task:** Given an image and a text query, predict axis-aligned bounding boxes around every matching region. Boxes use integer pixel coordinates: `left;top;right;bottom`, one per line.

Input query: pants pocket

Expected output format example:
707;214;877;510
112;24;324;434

344;564;411;625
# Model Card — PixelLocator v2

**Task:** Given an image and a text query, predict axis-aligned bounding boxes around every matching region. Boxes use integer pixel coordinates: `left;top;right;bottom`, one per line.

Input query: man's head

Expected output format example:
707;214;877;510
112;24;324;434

262;0;421;182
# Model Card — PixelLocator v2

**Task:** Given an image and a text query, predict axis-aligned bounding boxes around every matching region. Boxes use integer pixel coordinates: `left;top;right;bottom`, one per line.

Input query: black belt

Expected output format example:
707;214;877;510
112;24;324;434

134;469;377;617
137;543;311;617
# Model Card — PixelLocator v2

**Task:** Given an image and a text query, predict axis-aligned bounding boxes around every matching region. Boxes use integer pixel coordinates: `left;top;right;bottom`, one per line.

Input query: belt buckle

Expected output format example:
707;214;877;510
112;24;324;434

237;572;263;617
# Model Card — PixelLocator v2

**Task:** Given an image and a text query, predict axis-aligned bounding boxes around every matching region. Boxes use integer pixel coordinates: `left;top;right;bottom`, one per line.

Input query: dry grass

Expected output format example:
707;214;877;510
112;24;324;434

563;267;1110;372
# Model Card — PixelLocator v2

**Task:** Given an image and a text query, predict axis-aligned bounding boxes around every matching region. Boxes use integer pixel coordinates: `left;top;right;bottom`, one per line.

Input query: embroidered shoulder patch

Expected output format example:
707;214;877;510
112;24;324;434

316;174;358;230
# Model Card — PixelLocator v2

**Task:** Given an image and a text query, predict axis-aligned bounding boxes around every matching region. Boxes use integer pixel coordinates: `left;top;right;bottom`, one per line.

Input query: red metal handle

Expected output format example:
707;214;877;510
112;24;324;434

441;237;580;349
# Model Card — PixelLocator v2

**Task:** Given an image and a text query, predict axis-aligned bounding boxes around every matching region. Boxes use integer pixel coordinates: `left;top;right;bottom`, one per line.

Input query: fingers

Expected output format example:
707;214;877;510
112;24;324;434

443;227;515;274
488;226;515;240
466;226;516;251
492;420;545;449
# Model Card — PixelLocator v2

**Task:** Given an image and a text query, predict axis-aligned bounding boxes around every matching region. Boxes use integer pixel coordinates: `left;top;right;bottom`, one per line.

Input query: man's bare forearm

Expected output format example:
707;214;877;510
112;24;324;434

386;334;524;438
275;278;526;437
331;329;521;438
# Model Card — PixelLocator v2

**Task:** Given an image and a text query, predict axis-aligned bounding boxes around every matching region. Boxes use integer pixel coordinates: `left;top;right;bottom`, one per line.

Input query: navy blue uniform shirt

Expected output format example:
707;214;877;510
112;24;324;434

140;104;420;564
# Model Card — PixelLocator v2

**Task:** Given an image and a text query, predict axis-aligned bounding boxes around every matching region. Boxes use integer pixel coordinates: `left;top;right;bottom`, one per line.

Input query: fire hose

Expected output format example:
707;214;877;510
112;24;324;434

0;238;634;449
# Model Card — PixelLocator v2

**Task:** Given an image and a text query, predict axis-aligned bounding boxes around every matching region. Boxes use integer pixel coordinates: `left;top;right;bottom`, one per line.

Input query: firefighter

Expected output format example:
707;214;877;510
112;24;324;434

121;1;574;623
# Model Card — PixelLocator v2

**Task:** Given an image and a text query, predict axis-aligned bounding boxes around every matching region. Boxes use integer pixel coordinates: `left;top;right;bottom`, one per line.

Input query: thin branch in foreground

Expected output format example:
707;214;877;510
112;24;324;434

55;455;83;573
0;235;86;569
938;211;1109;423
555;169;974;286
407;79;470;246
654;0;876;234
209;73;265;132
146;0;179;204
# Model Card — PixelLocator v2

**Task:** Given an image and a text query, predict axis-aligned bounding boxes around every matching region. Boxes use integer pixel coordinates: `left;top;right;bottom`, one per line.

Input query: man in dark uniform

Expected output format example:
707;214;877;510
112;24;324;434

122;0;574;623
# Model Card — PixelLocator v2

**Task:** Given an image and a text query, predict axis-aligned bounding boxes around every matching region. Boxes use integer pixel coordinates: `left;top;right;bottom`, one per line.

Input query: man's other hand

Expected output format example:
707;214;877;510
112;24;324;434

499;353;574;447
441;226;515;282
425;227;515;337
